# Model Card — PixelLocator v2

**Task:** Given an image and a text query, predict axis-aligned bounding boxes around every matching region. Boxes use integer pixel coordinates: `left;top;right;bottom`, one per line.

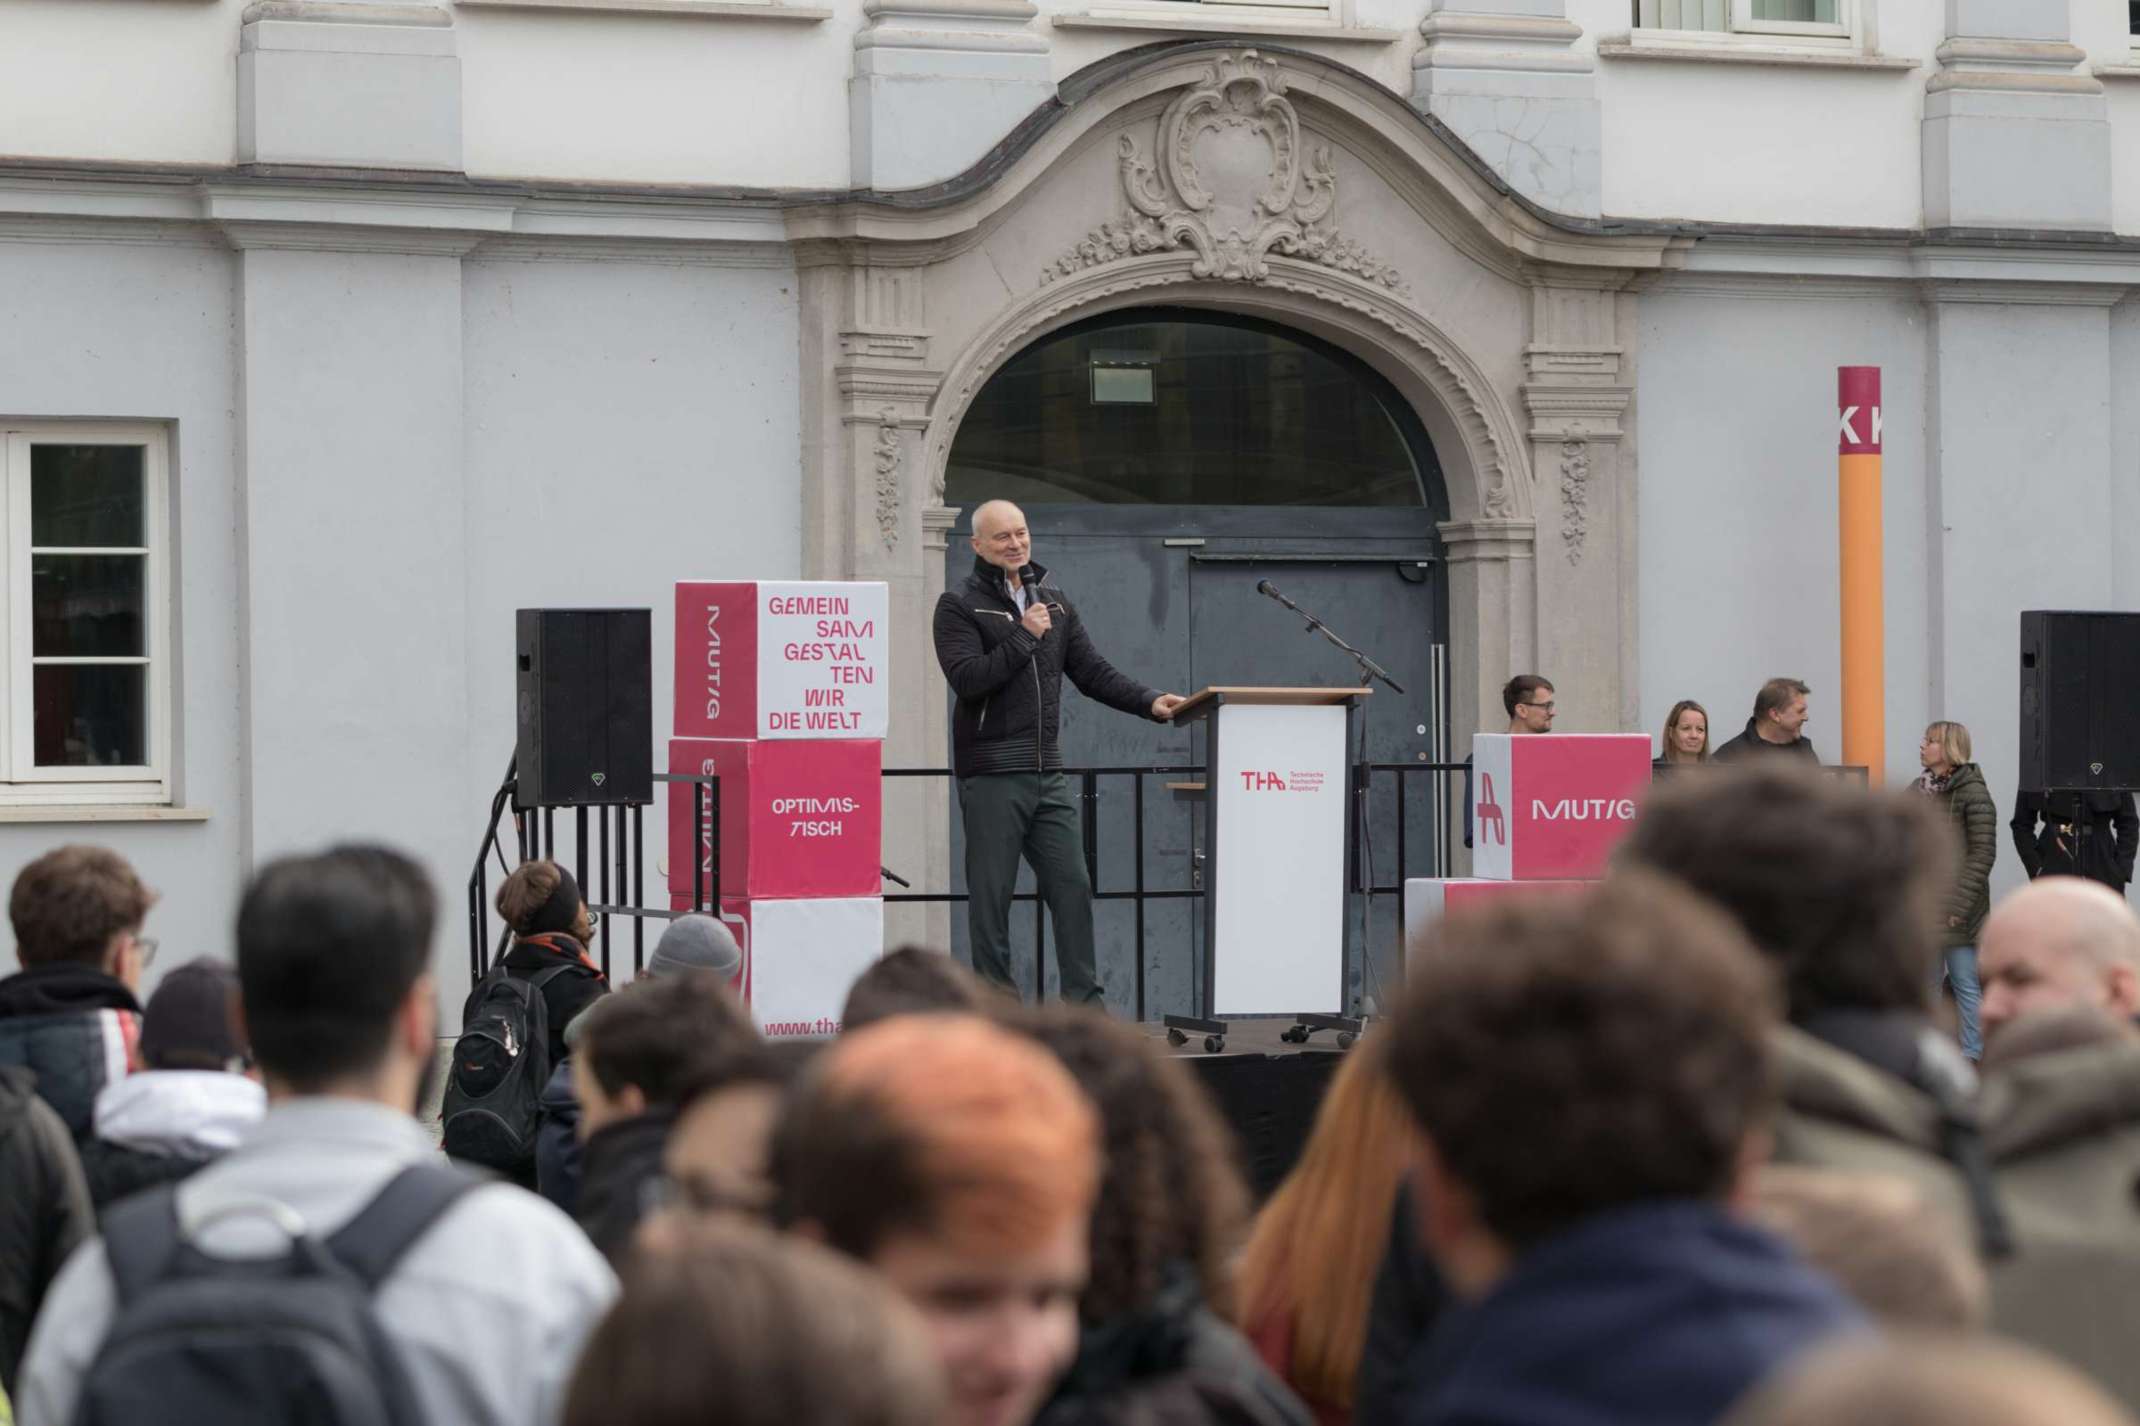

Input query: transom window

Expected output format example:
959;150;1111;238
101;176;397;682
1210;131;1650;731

0;426;170;805
1634;0;1851;40
946;312;1435;508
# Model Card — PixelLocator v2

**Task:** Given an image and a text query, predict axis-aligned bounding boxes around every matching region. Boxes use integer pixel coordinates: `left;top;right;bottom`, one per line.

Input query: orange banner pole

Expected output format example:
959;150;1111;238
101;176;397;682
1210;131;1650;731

1838;366;1884;785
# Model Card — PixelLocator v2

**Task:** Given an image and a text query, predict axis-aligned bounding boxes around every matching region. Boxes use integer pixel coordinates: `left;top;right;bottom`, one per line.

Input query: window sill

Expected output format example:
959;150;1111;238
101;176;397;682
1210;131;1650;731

1597;34;1919;71
0;804;209;824
455;0;831;19
1052;10;1402;43
2096;61;2140;81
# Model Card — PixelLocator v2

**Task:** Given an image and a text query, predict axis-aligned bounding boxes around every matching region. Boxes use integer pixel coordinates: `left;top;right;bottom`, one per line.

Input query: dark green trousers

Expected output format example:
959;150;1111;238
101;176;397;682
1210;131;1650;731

958;770;1102;1004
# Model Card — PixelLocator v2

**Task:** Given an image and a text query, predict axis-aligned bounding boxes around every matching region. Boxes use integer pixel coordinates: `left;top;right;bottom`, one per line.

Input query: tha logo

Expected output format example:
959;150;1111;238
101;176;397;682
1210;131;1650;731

1476;773;1507;847
1240;770;1287;792
591;772;606;787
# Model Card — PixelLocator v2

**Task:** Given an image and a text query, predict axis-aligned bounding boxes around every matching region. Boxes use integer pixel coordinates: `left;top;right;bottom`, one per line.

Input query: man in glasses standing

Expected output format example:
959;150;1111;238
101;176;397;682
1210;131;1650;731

1464;675;1556;850
0;846;157;1145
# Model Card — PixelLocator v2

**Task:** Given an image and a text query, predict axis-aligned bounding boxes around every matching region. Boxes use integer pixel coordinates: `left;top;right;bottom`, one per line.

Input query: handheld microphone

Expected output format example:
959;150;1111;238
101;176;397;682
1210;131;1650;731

1020;564;1042;592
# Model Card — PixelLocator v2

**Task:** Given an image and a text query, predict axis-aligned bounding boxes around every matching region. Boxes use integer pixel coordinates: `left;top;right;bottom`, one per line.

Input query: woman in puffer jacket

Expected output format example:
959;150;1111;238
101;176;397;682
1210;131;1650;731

1917;721;1997;1062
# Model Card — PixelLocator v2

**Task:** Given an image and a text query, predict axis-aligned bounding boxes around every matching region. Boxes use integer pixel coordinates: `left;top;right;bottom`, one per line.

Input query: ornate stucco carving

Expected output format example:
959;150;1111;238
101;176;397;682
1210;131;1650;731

874;408;902;551
1041;52;1406;295
1558;439;1589;564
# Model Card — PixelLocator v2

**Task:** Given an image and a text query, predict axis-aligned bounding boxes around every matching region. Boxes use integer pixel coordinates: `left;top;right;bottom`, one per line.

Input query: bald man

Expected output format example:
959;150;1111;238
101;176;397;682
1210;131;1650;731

931;500;1184;1005
1977;876;2140;1045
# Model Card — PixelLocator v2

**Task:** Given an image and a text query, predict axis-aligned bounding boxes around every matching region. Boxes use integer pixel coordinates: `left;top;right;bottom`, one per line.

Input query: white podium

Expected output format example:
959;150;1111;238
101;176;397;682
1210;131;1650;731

1166;686;1365;1051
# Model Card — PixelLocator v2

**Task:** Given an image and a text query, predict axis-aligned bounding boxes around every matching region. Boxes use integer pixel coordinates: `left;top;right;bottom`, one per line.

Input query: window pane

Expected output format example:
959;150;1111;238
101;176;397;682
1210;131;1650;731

1751;0;1837;20
31;445;145;548
33;555;145;657
947;317;1426;506
34;664;146;767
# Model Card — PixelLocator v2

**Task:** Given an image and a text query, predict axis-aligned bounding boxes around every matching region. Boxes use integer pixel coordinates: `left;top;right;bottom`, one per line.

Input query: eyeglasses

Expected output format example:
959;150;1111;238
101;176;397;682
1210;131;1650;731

1523;701;1556;713
133;935;159;968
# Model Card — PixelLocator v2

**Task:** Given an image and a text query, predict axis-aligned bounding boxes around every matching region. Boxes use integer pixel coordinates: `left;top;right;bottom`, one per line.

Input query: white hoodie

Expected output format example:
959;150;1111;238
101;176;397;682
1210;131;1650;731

92;1069;266;1156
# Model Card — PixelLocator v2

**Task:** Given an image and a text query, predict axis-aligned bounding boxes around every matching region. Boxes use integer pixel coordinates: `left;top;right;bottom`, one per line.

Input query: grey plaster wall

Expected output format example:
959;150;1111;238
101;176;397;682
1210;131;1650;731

461;256;805;995
1928;295;2120;902
0;238;244;979
1634;286;1933;795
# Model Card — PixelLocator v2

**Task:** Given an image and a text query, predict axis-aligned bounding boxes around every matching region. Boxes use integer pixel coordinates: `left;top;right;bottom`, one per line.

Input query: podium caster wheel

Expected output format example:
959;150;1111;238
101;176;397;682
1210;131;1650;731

1166;1027;1187;1048
1335;1031;1357;1051
1280;1026;1305;1044
1204;1035;1226;1054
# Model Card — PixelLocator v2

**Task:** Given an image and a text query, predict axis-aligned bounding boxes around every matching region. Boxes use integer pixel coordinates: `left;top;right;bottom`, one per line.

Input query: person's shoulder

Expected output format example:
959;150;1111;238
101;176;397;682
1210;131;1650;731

413;1179;617;1298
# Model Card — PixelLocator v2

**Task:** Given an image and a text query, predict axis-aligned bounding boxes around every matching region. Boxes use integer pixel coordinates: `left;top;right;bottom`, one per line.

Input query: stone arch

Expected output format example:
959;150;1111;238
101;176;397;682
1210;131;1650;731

922;248;1530;527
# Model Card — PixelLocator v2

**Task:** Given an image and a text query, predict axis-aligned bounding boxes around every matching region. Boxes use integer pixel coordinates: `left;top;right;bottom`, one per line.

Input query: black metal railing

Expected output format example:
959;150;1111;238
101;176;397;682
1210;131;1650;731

469;758;1468;1007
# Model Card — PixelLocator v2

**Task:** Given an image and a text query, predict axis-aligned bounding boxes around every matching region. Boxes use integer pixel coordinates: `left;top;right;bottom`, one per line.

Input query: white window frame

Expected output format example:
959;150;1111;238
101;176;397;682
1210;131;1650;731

0;425;172;807
1635;0;1855;44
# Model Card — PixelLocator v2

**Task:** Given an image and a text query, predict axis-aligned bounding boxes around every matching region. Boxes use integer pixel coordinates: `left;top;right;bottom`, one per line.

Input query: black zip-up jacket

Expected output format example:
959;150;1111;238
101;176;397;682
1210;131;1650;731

934;555;1161;779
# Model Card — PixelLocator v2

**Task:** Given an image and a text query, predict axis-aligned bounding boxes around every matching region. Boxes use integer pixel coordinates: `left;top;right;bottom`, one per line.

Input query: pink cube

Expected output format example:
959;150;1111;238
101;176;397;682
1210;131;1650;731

667;737;881;902
674;580;889;741
1470;734;1653;881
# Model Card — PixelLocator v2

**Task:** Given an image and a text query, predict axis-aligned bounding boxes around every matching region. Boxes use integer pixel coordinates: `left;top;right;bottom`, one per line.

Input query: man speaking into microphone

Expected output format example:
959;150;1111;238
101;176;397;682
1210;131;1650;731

933;499;1186;1004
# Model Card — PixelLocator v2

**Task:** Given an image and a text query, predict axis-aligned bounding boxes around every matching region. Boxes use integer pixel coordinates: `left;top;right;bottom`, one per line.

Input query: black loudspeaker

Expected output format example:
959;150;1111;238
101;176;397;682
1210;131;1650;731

2019;611;2140;793
515;609;652;809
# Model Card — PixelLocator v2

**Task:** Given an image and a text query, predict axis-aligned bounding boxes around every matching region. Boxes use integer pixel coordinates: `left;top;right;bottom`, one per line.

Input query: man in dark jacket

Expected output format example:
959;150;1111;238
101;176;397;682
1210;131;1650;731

570;968;759;1263
1387;876;1861;1426
0;847;156;1142
0;1064;92;1399
1713;677;1820;763
932;500;1184;1003
2010;788;2139;894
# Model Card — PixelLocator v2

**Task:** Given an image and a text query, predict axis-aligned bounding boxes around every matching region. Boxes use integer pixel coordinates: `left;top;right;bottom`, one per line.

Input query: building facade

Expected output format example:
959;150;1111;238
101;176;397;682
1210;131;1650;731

0;0;2135;1009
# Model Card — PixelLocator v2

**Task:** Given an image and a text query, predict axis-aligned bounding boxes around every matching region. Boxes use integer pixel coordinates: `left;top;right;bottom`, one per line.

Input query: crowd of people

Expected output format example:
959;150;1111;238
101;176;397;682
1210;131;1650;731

1;756;2140;1424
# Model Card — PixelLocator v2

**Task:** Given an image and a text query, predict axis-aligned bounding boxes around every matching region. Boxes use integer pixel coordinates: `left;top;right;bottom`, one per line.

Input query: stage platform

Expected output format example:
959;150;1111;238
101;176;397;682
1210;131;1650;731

1147;1019;1354;1200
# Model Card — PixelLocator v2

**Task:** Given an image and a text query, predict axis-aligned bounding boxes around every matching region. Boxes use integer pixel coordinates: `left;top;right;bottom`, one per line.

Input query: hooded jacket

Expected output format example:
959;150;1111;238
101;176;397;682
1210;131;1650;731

80;1069;266;1212
1400;1201;1863;1426
933;556;1161;780
1981;1037;2140;1409
0;1065;92;1398
1768;1018;2004;1252
0;962;141;1143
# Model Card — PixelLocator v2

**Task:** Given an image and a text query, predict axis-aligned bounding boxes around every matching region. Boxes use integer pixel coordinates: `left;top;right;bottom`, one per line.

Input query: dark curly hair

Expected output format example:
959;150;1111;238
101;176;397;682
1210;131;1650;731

1389;871;1780;1250
1615;763;1951;1022
1002;1005;1250;1324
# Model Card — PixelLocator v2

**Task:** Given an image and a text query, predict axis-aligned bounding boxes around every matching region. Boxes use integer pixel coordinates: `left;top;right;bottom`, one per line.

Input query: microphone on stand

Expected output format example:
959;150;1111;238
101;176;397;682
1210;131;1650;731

1256;579;1299;613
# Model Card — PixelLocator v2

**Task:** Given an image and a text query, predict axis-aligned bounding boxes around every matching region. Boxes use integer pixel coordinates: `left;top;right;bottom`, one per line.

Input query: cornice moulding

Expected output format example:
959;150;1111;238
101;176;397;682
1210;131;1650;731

1052;13;1402;44
242;1;452;23
455;0;830;18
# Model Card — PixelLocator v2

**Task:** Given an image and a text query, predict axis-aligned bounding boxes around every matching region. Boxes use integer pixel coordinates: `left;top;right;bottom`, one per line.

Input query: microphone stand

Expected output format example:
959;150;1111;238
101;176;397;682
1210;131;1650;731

1258;584;1406;696
1251;582;1398;1043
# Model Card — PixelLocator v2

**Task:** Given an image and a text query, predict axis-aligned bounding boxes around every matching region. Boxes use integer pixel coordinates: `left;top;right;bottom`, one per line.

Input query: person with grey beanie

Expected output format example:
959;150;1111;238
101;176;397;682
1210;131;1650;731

536;913;744;1216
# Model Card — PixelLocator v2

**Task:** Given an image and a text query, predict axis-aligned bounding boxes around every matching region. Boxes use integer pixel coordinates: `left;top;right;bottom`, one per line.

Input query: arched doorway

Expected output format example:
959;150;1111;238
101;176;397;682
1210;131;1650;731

943;307;1449;1019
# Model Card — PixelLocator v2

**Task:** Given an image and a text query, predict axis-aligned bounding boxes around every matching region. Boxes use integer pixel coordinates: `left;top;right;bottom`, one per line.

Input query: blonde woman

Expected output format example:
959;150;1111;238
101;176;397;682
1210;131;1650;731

1238;1042;1417;1426
1916;721;1996;1060
1655;700;1710;773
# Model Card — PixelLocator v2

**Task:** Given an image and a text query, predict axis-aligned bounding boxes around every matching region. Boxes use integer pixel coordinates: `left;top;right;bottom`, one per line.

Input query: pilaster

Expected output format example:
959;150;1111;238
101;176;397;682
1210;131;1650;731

1521;277;1634;733
238;1;461;171
849;0;1054;191
1923;0;2107;232
1411;0;1599;219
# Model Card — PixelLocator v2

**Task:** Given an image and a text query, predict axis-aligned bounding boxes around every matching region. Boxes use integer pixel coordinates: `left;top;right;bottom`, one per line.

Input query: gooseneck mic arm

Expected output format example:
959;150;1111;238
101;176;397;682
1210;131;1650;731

1253;579;1406;695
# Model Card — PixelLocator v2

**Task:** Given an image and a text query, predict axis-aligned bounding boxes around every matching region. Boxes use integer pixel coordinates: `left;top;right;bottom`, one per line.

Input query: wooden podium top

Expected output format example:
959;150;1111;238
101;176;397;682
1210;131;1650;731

1172;685;1369;722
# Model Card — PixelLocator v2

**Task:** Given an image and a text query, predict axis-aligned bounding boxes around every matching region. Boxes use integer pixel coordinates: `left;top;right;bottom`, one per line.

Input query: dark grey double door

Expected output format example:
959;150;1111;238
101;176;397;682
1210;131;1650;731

944;505;1444;1019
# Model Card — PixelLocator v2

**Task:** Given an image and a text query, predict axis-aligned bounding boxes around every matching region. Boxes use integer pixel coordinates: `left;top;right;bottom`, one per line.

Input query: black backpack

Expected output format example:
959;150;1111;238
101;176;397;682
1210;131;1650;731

78;1164;482;1426
441;961;573;1171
